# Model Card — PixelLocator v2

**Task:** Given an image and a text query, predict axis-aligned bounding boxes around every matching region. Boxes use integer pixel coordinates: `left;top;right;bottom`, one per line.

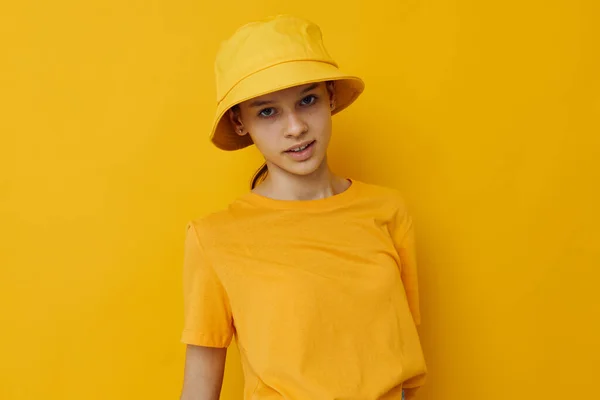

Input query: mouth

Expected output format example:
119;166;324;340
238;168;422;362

283;140;316;161
285;140;315;153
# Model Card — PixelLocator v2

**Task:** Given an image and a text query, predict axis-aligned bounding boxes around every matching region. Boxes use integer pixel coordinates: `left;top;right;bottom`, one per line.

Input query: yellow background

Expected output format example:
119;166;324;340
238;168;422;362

1;1;599;399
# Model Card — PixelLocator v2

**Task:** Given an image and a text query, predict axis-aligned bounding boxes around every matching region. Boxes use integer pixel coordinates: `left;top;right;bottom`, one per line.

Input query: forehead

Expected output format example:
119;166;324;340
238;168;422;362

246;82;325;105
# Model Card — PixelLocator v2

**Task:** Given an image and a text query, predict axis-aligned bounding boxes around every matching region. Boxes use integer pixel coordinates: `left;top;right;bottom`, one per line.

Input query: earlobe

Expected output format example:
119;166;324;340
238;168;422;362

326;81;337;111
228;108;246;136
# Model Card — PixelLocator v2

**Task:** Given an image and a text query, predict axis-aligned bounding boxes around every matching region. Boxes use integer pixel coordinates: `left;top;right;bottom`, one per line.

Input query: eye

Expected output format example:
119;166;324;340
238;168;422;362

300;94;318;106
258;107;276;118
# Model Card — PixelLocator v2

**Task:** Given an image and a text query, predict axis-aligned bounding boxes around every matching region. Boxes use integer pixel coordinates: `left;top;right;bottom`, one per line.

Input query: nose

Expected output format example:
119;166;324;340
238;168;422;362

284;110;308;138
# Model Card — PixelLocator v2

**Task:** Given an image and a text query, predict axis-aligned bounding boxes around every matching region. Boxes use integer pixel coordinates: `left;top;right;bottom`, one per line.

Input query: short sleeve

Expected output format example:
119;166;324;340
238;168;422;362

390;199;422;326
181;222;234;347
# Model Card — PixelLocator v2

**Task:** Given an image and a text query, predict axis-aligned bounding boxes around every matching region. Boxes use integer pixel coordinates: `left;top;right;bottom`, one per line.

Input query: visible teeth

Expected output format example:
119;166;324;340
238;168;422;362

291;143;309;152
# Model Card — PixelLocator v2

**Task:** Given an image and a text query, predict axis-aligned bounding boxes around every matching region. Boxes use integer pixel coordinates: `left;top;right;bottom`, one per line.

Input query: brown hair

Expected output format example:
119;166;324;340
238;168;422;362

250;162;268;189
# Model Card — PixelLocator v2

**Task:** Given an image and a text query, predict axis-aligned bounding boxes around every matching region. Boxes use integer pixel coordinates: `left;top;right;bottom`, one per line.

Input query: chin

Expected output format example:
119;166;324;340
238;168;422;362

283;155;326;177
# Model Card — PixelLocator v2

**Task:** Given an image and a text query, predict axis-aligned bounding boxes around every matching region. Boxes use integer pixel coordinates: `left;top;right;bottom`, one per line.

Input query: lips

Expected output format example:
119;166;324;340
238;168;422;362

283;140;316;161
285;140;315;153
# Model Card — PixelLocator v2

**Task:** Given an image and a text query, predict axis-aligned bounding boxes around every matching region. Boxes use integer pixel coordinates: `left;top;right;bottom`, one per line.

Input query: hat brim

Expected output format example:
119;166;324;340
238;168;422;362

209;60;365;151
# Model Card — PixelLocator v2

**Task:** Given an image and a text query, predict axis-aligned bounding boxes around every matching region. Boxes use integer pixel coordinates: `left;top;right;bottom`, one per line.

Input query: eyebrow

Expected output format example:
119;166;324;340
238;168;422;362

248;83;321;108
300;83;320;93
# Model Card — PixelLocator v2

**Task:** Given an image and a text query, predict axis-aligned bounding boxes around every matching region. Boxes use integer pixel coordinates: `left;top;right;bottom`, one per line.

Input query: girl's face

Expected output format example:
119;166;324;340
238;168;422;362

230;82;335;178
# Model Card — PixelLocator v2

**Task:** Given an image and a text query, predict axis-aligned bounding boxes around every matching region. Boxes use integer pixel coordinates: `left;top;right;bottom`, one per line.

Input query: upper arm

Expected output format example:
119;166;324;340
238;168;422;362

181;222;234;347
180;222;233;398
390;196;422;326
181;344;227;400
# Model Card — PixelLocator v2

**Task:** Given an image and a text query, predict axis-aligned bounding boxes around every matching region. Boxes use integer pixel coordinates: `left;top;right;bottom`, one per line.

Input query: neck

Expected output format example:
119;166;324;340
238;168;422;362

256;158;349;201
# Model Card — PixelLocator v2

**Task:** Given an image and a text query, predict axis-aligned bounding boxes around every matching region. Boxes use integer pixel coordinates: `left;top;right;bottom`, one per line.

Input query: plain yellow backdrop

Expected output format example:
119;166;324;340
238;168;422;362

1;1;599;399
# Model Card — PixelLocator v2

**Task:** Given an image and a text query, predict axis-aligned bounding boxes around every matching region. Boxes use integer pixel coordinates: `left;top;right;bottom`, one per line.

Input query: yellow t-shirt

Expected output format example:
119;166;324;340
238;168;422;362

181;180;427;399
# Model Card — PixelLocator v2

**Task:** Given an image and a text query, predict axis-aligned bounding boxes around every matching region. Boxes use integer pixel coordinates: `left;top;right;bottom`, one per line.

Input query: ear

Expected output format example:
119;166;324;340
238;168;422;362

326;81;337;111
228;106;247;136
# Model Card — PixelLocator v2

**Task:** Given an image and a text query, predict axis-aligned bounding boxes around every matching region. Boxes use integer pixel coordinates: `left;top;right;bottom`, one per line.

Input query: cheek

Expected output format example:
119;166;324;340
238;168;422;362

308;109;333;138
247;122;282;152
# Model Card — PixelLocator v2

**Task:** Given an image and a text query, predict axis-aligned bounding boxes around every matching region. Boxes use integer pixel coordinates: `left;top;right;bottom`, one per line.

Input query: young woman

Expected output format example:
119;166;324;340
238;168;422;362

180;15;427;400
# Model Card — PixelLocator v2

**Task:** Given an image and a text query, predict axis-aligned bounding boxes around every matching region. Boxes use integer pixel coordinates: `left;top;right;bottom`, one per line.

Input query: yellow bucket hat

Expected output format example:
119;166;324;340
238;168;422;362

209;15;365;151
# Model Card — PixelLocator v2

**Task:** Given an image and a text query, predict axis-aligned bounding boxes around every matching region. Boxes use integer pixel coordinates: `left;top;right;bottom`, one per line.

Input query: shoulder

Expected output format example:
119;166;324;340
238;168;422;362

354;180;415;242
353;179;410;213
186;193;260;243
186;203;239;241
